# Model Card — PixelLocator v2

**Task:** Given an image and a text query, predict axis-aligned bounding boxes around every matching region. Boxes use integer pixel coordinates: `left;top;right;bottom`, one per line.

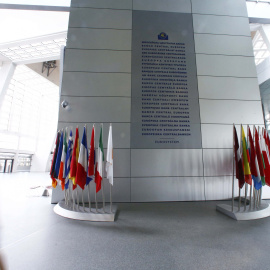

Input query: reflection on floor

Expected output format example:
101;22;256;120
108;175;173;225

0;172;270;270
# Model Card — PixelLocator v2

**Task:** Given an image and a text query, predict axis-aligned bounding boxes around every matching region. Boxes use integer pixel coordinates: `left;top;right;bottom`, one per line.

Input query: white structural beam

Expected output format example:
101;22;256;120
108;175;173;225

14;55;61;65
0;61;16;110
260;25;270;52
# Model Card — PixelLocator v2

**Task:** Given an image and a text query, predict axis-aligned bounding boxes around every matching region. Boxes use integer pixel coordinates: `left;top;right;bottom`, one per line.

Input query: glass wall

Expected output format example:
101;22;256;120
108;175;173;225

0;64;59;171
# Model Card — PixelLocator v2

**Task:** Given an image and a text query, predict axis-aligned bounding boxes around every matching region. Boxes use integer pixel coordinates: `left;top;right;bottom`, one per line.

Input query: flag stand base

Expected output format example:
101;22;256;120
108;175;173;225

216;201;270;221
54;200;117;222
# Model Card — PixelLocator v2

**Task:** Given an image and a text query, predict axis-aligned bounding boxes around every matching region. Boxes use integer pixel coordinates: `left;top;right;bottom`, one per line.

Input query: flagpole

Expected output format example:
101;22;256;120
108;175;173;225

88;183;91;212
232;124;235;212
259;187;262;207
244;125;249;212
244;183;247;211
72;186;75;211
239;124;243;211
253;186;256;209
110;183;112;213
93;124;98;213
76;188;79;211
249;125;253;211
95;187;98;212
101;123;105;213
249;182;252;211
82;188;85;211
67;181;70;207
238;188;241;211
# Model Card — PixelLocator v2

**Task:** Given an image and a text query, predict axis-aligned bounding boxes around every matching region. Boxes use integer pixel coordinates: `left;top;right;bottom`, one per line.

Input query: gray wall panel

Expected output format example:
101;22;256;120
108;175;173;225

112;149;131;177
69;8;132;29
204;176;239;200
57;122;131;149
61;72;131;97
71;0;132;9
191;0;248;17
133;0;191;13
66;28;132;50
196;54;257;77
51;178;131;203
201;124;265;149
102;178;131;202
193;14;250;36
203;149;232;177
131;177;205;202
131;149;203;177
58;97;131;123
64;50;131;73
194;34;254;56
198;76;261;100
200;99;264;124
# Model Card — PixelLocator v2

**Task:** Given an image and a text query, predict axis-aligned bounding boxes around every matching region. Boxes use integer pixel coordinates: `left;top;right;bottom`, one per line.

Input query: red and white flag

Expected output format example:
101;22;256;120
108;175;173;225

76;126;88;190
95;126;104;193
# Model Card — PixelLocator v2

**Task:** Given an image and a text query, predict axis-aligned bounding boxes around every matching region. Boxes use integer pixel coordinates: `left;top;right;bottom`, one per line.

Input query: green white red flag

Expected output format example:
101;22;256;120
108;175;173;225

95;126;104;193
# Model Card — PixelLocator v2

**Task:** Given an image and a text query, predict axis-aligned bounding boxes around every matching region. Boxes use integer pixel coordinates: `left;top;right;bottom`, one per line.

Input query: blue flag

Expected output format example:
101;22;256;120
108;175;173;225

54;131;63;179
64;129;73;189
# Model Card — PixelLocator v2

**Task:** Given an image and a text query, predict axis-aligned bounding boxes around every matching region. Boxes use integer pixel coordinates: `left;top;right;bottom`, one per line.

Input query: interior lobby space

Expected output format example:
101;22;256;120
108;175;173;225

1;0;270;269
1;173;270;270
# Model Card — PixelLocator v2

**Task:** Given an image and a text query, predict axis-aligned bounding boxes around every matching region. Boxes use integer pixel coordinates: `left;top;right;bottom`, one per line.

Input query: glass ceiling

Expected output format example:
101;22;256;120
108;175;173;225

0;35;66;63
252;29;270;65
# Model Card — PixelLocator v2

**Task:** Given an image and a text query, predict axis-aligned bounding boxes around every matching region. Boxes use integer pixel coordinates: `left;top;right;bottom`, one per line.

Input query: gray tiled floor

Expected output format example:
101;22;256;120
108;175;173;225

1;172;270;270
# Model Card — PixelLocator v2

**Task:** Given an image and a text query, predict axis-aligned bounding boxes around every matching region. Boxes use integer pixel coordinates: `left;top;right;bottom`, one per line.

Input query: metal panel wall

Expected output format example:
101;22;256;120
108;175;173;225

192;0;265;200
53;0;265;203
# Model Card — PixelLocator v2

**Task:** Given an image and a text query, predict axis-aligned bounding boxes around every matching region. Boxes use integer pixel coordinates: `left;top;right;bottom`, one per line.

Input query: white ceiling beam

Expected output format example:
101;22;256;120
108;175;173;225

14;54;61;65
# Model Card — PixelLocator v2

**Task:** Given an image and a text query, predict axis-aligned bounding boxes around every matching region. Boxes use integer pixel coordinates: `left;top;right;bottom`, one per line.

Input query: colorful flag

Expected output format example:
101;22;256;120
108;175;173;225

254;127;265;186
50;132;60;188
234;126;245;189
87;125;95;185
241;126;252;185
261;128;270;186
54;130;63;179
106;125;113;185
247;126;262;190
95;126;104;193
69;127;80;188
64;129;73;189
59;129;67;190
76;127;88;190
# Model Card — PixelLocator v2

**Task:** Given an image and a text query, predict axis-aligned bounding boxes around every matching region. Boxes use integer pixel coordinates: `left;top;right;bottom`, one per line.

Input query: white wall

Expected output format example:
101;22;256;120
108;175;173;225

53;0;266;203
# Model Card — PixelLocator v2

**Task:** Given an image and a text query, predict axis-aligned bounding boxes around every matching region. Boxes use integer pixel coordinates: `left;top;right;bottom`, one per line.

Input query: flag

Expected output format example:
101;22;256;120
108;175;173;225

76;127;88;190
247;126;262;190
59;129;67;190
261;128;270;186
95;126;104;193
64;129;73;190
50;132;60;188
254;127;265;186
265;130;270;156
54;130;63;179
234;126;245;189
69;127;80;189
241;126;252;185
106;125;113;185
87;125;95;185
